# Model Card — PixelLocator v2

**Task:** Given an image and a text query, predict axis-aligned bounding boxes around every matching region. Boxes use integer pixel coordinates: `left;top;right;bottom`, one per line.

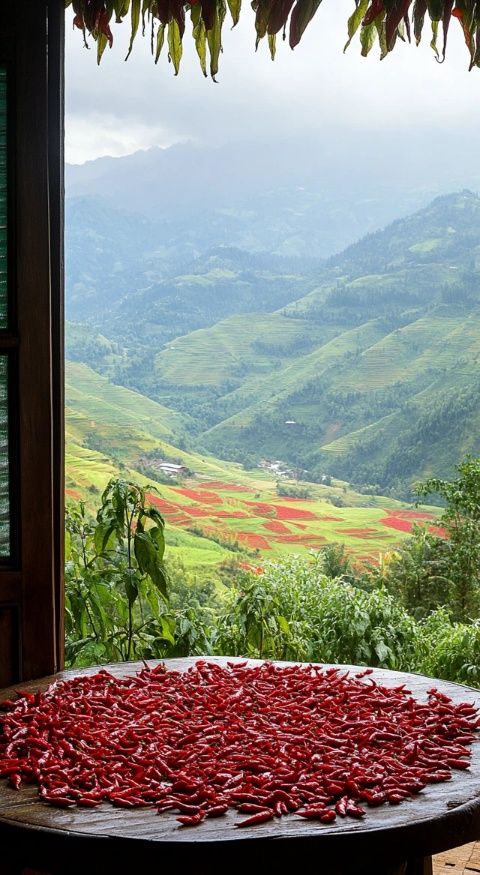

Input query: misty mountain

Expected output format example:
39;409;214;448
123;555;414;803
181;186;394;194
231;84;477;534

66;138;473;266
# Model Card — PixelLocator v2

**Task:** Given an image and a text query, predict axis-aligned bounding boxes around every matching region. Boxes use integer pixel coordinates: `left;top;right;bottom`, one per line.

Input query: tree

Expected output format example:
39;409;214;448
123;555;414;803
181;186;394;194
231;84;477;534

414;457;480;620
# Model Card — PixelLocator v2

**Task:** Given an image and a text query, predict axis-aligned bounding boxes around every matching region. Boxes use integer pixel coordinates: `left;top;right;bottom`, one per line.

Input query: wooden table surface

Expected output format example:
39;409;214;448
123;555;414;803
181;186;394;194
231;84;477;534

1;657;480;875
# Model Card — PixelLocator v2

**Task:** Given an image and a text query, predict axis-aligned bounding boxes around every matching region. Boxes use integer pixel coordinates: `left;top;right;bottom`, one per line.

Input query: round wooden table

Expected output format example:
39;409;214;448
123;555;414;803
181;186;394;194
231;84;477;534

1;658;479;875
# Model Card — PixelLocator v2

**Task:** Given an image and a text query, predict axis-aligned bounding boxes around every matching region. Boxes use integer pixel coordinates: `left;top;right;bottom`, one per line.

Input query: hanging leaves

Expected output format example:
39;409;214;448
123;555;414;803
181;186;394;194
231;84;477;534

65;0;480;77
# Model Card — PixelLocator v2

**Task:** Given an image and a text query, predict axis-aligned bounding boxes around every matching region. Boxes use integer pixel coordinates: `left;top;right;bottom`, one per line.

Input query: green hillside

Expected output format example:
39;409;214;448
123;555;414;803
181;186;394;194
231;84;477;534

149;192;480;496
67;191;480;499
65;362;433;572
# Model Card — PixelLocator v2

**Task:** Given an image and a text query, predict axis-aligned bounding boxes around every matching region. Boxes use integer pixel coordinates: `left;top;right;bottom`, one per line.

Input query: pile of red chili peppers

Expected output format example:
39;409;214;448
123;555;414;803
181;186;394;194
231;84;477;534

0;661;478;827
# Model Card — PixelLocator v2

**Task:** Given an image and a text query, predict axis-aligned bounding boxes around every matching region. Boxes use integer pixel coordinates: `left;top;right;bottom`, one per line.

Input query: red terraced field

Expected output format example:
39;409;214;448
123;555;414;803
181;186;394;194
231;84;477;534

237;532;272;550
380;516;413;533
337;528;380;537
290;522;307;530
65;488;82;501
429;525;447;537
385;509;434;520
200;481;250;492
212;510;250;519
274;505;317;520
174;488;223;504
182;506;212;517
243;501;276;516
275;534;327;544
145;494;180;514
167;515;193;526
263;520;291;534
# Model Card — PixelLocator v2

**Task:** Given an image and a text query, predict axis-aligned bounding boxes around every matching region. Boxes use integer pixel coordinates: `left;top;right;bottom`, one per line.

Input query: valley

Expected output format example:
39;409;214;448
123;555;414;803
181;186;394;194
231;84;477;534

66;186;480;503
65;362;440;574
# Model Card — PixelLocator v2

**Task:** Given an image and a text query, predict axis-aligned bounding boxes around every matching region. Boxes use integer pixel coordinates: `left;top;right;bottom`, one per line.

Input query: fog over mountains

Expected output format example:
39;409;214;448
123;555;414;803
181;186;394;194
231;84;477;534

66;135;480;263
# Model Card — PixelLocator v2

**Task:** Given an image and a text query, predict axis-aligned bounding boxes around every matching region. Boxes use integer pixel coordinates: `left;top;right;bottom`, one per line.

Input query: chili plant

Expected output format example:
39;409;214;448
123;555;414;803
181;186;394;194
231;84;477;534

65;479;172;665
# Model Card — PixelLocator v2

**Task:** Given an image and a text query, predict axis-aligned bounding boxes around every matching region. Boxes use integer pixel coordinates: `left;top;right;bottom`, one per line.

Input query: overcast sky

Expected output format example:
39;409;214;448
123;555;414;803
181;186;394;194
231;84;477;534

65;1;480;166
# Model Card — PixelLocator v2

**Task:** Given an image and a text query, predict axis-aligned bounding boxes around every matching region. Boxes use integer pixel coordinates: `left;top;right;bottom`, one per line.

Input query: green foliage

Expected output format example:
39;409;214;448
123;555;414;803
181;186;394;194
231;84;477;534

214;555;480;687
65;479;171;664
64;460;480;688
66;1;480;79
414;609;480;686
216;556;417;668
372;527;452;619
318;542;355;582
414;457;480;619
276;481;311;499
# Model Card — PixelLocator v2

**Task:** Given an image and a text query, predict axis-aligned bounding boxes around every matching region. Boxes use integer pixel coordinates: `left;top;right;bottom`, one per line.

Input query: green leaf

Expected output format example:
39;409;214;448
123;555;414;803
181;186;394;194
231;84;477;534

155;22;166;62
375;640;390;663
360;19;377;55
344;0;369;51
64;528;72;562
146;507;165;528
207;0;226;79
96;31;109;64
114;0;130;21
227;0;242;26
277;614;290;634
125;571;139;607
430;17;439;57
94;522;116;555
168;18;183;74
149;526;166;560
126;0;141;59
134;531;168;599
268;32;276;58
191;5;207;74
375;14;387;58
134;531;156;573
413;0;427;44
159;614;176;644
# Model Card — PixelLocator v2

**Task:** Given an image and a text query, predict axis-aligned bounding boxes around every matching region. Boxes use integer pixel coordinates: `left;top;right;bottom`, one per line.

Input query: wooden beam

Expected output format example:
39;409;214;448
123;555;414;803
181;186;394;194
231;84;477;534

47;0;65;672
16;0;57;678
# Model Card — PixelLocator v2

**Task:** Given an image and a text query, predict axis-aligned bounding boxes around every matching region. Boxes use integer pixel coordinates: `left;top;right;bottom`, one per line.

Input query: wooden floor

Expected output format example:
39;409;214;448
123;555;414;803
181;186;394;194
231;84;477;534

433;842;480;873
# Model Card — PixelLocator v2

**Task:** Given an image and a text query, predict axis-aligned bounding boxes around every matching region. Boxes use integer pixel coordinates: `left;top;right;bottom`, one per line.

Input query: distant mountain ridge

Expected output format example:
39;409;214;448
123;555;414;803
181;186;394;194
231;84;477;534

66;138;471;266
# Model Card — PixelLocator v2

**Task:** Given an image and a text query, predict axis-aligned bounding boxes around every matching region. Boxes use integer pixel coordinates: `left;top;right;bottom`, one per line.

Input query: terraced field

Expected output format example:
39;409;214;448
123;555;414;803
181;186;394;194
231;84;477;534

65;361;439;571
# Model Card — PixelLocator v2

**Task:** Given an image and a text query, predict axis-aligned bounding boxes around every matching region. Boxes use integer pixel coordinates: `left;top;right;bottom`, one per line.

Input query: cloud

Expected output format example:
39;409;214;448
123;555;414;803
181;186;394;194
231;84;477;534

65;2;480;165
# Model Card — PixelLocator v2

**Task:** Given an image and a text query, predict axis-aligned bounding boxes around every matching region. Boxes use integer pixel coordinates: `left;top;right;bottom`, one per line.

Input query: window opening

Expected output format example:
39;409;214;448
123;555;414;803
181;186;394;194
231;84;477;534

65;6;480;686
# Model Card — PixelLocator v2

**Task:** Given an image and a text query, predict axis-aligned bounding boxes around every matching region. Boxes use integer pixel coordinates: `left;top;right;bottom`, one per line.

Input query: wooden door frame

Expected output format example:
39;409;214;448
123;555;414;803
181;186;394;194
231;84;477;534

0;0;64;683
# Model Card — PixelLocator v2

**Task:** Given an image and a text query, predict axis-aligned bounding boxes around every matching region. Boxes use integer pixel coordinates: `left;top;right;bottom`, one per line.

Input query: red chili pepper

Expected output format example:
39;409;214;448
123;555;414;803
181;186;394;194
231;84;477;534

237;802;270;813
206;804;228;817
0;661;478;830
345;800;366;818
236;810;274;827
177;812;205;826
